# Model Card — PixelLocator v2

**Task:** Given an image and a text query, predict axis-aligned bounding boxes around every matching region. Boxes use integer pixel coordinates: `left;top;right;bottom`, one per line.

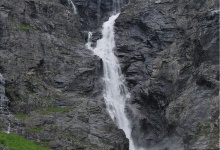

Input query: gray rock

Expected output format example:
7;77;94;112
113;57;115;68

48;140;60;148
0;145;9;150
0;73;9;114
0;0;128;149
115;0;219;149
0;0;218;149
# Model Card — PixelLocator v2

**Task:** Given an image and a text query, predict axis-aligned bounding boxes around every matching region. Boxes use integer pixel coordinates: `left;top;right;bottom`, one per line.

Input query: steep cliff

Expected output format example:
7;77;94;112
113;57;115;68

115;0;219;149
0;0;128;149
0;0;219;150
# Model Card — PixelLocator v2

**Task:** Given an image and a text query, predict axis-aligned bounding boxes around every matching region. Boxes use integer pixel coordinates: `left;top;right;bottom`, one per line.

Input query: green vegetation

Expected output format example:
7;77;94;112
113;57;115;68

46;107;72;112
19;24;29;30
25;126;42;133
0;131;51;150
14;113;29;119
195;123;219;149
195;123;208;137
207;123;219;149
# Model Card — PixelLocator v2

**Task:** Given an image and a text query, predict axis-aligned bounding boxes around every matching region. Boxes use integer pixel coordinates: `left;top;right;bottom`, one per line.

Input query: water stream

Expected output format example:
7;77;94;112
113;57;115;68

86;4;136;149
68;0;77;14
6;122;11;134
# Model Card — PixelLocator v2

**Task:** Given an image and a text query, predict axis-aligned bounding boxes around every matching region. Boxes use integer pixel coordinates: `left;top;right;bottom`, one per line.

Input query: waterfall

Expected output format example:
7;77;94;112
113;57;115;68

86;32;93;50
86;1;137;149
6;122;11;134
113;0;121;13
68;0;77;14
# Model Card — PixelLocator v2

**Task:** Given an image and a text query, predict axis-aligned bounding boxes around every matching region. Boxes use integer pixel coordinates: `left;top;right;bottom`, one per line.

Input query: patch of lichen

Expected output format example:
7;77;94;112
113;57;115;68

194;122;219;149
207;123;219;149
195;123;208;137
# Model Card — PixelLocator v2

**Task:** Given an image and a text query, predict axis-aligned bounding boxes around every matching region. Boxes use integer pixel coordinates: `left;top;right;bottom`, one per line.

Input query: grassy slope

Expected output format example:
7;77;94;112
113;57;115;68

0;131;51;150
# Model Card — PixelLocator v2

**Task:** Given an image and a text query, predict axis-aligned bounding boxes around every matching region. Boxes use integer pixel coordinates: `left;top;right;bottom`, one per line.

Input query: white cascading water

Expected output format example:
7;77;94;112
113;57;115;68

6;122;11;134
86;2;137;149
68;0;77;14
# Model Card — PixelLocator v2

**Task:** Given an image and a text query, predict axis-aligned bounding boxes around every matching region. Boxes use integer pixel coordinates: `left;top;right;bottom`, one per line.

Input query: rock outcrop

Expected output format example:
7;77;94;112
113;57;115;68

115;0;219;149
0;0;128;149
71;0;128;30
0;0;219;149
0;73;8;115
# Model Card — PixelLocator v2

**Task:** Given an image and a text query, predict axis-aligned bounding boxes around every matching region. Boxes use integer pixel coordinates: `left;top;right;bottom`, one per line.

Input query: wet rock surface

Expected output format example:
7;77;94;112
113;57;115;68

115;0;219;149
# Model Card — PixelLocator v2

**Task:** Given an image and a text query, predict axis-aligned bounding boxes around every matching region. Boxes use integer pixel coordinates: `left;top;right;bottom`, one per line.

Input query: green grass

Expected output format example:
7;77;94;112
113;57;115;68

0;131;51;150
14;113;29;119
25;126;42;133
46;107;71;112
19;24;29;30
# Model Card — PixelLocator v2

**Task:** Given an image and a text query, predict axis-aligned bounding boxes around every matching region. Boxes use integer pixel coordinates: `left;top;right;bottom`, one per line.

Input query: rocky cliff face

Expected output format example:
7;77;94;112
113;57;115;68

115;0;219;149
0;0;128;149
0;0;219;150
0;73;8;114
